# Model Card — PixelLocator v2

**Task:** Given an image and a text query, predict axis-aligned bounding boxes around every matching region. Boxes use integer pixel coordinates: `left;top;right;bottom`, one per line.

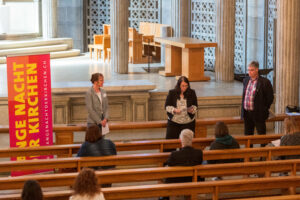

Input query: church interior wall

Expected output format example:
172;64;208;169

56;0;84;51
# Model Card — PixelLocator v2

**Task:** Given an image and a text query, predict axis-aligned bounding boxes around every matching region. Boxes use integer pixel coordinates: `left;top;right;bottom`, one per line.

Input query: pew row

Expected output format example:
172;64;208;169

1;146;300;173
0;114;296;144
0;176;300;200
0;134;282;158
229;194;300;200
1;159;300;191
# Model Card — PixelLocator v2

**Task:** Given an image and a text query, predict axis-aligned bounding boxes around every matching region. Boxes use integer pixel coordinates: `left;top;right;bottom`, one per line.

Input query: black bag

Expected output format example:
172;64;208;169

286;105;300;113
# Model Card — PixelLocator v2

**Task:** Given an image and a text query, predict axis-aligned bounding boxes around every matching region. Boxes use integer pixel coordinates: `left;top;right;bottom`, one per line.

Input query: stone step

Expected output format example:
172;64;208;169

50;49;81;59
0;49;81;64
0;44;68;57
0;38;73;50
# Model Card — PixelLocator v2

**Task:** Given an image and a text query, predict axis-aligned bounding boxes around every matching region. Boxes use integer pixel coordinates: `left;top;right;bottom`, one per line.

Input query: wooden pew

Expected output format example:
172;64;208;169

0;114;297;144
1;159;300;191
102;177;300;200
229;195;300;200
0;134;282;158
1;176;300;200
1;146;300;173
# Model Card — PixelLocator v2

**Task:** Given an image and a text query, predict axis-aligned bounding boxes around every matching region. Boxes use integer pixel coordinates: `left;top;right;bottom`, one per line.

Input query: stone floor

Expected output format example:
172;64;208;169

0;53;243;98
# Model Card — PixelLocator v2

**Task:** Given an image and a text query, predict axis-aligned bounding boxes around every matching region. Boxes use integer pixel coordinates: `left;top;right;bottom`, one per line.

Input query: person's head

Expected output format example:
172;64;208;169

85;124;102;142
73;168;100;196
175;76;190;94
215;121;229;138
90;73;104;87
180;129;194;147
247;61;259;80
21;180;43;200
85;124;102;143
283;117;300;135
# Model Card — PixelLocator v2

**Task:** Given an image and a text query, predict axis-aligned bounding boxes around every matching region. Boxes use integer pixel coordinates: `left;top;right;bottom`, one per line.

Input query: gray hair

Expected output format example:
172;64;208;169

180;129;194;147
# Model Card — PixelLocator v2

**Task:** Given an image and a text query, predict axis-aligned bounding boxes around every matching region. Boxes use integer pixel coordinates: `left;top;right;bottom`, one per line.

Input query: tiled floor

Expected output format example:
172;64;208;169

0;53;243;98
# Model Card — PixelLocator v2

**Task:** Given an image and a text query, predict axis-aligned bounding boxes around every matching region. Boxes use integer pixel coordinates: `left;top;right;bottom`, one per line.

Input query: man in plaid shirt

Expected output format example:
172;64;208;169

241;61;274;142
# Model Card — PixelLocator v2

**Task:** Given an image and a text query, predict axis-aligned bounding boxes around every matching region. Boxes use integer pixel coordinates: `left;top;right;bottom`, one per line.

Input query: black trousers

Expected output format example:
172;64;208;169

244;110;266;147
164;120;195;153
166;120;196;139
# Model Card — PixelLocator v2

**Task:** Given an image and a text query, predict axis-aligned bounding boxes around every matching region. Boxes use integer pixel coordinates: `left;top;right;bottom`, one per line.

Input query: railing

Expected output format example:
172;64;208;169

0;134;283;158
0;114;297;144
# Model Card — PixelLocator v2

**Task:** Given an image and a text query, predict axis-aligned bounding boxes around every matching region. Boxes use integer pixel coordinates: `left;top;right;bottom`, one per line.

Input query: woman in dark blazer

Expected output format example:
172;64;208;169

165;76;198;140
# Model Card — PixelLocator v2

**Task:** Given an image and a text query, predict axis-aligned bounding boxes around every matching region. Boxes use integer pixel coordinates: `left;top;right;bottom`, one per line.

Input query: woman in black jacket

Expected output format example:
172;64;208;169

77;124;116;170
165;76;198;140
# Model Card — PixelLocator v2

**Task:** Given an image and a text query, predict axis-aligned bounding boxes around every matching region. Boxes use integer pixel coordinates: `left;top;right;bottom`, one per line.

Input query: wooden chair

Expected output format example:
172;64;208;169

93;34;110;61
128;28;147;64
103;24;111;35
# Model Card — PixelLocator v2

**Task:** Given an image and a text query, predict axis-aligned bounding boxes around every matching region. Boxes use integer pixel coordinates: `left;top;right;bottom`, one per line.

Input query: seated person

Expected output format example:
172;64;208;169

77;124;117;170
280;117;300;160
21;179;43;200
160;129;203;200
165;129;203;183
70;168;105;200
207;121;240;165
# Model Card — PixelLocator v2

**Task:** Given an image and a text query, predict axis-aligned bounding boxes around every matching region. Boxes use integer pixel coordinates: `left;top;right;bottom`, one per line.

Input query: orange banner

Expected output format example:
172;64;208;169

7;54;53;176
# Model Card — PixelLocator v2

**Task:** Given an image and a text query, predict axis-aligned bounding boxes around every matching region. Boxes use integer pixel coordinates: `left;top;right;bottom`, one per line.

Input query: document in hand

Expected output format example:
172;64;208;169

102;124;110;135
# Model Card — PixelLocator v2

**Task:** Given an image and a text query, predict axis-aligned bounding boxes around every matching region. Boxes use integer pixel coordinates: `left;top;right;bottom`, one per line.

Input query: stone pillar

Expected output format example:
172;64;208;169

110;0;129;74
42;0;57;38
171;0;190;37
215;0;235;81
276;0;300;114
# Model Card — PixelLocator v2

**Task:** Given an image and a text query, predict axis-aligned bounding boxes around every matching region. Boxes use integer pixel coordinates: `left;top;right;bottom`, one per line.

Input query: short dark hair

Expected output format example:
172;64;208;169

21;180;43;200
214;121;229;138
73;168;100;196
85;124;102;142
90;73;104;84
248;61;259;68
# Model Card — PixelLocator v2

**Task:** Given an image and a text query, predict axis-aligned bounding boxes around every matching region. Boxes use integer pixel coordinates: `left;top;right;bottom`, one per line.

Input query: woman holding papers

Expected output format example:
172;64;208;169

164;76;198;140
85;73;109;134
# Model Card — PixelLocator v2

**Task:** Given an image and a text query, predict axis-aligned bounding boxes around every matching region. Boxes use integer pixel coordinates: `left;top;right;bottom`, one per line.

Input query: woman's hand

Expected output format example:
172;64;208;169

187;106;194;113
173;108;181;114
101;119;107;127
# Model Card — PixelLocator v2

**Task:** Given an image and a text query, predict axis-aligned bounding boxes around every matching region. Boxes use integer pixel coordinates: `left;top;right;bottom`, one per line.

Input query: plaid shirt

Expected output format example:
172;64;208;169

244;79;257;111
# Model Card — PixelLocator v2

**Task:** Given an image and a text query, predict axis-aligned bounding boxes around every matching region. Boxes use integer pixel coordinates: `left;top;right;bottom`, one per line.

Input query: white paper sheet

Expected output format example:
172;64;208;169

102;124;110;135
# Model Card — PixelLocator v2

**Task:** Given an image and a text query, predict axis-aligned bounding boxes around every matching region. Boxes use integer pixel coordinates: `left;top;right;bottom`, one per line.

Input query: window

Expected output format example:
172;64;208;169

0;0;40;35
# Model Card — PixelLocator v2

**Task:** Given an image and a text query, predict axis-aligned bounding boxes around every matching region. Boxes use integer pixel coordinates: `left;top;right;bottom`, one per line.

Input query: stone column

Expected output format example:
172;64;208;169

171;0;190;37
110;0;129;74
42;0;57;38
215;0;235;81
276;0;300;114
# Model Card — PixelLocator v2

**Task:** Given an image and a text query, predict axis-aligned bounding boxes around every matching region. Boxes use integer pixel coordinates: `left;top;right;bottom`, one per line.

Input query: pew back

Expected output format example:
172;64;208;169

1;146;300;173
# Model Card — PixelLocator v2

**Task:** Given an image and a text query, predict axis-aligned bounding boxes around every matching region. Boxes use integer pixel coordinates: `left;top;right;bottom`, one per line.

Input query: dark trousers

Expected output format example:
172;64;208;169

164;120;195;152
166;120;195;139
244;110;266;147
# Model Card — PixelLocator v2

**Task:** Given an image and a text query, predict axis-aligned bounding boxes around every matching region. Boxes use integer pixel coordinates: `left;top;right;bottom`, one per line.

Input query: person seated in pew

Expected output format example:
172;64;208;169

70;168;105;200
159;129;203;200
207;121;241;180
21;179;43;200
280;117;300;160
77;124;117;170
